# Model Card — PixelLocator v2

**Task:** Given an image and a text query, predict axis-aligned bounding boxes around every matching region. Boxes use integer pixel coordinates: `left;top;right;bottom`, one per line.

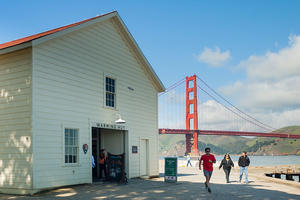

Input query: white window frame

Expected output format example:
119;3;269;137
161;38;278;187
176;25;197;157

63;127;80;166
104;75;117;110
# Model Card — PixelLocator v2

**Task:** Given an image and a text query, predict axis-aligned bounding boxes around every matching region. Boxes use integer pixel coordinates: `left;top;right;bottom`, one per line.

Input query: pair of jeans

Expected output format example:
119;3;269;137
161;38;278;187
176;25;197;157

186;160;192;167
99;164;107;179
223;168;231;183
240;166;248;182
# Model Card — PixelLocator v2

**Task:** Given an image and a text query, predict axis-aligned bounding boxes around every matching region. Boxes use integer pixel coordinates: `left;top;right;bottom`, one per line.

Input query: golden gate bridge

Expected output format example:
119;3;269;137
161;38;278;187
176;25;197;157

158;75;300;155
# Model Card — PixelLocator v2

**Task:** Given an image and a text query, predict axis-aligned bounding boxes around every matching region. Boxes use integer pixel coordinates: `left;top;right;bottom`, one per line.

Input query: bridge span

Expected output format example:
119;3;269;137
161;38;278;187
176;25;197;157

159;128;300;139
159;74;300;154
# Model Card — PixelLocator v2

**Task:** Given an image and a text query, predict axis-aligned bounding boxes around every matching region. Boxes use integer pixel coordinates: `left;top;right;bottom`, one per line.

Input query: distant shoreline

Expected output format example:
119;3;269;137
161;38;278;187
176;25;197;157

160;154;300;157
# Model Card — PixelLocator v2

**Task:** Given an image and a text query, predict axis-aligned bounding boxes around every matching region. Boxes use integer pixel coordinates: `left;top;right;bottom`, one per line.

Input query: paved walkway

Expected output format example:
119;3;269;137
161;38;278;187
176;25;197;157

1;166;300;199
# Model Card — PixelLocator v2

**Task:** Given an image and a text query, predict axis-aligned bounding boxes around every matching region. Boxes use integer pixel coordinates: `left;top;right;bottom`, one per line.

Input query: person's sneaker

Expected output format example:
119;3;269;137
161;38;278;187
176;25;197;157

244;181;249;184
208;187;212;193
204;182;208;188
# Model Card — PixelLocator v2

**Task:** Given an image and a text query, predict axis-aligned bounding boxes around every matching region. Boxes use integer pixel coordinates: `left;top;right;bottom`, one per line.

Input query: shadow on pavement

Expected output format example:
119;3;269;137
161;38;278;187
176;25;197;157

1;178;300;200
159;173;197;177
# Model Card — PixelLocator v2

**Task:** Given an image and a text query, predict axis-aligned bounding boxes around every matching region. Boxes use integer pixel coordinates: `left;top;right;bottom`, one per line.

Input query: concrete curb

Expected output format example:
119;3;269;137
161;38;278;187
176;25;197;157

249;173;300;189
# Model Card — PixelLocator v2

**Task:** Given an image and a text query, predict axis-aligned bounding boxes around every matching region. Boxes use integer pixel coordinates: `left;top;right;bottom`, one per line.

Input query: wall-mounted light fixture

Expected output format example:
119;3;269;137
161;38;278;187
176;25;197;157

115;113;126;124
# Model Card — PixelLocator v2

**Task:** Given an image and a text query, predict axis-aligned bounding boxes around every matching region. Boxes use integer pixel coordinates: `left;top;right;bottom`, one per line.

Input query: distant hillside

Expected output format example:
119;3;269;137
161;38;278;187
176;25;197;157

159;126;300;156
248;126;300;155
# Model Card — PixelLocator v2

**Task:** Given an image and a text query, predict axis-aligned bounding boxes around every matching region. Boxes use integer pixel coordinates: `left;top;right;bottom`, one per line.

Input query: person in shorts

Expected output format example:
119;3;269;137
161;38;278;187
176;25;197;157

199;147;216;193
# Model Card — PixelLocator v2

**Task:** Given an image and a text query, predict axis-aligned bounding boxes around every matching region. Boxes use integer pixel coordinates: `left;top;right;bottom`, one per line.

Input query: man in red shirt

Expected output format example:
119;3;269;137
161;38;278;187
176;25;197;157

199;147;216;193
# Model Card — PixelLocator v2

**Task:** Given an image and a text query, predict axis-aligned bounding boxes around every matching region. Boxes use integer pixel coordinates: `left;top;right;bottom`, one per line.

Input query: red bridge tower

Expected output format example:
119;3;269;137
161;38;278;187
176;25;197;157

185;75;198;155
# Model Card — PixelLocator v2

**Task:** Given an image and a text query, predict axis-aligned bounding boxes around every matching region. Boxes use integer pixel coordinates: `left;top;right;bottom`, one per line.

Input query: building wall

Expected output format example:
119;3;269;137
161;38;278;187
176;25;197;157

32;18;159;190
0;48;33;194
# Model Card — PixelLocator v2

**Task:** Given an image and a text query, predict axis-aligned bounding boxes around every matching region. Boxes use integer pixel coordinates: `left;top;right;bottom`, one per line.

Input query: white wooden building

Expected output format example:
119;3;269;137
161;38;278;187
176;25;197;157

0;11;165;195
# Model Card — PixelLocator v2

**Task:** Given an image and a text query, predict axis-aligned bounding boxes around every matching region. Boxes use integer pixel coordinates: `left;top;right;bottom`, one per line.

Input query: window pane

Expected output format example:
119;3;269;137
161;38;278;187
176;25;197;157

74;130;78;145
112;85;115;93
111;94;115;101
69;155;73;163
70;129;73;138
73;135;76;147
65;155;68;163
67;134;71;145
74;148;77;163
106;94;109;106
65;134;69;145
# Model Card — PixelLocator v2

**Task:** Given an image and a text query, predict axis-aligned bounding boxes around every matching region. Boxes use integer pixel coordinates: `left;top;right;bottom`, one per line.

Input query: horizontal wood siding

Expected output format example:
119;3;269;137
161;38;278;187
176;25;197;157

32;19;159;189
0;48;32;192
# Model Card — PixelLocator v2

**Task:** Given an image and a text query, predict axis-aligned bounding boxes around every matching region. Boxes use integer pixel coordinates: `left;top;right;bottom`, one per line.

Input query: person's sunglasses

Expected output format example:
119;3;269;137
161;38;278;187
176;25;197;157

206;151;210;152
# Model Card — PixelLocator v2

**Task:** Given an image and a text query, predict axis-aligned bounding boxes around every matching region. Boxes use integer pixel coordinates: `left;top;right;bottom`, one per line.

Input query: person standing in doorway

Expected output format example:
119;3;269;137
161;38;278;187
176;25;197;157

99;149;107;180
238;151;250;183
92;154;95;169
199;147;216;193
219;153;234;183
186;153;192;167
92;154;96;180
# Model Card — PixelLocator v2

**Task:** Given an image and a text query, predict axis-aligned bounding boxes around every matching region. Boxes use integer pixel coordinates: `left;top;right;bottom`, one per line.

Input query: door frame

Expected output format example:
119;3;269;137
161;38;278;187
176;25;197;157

92;127;101;180
139;138;149;177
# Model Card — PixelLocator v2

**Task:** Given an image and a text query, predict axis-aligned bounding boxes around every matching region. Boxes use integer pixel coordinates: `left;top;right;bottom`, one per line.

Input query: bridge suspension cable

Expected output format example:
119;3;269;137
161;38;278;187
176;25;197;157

159;77;185;97
196;75;276;131
196;84;273;132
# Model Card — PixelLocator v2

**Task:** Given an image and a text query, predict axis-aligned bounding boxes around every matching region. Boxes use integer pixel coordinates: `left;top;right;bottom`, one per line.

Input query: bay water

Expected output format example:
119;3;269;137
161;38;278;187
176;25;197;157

161;155;300;182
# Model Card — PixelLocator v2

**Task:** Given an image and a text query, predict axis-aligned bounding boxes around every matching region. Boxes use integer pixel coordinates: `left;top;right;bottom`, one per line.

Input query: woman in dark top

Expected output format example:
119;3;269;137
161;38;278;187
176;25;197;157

219;153;234;183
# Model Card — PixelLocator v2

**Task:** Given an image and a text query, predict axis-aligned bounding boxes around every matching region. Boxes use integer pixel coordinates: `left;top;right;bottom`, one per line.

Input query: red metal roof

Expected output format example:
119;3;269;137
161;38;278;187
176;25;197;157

0;11;116;50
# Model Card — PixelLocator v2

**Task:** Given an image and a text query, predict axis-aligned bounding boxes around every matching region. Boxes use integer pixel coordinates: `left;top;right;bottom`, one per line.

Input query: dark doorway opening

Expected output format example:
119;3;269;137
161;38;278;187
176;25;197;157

92;127;103;182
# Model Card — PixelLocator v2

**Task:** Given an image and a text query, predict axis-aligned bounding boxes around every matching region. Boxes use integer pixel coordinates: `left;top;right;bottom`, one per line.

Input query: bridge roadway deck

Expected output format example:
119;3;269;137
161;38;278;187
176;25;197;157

159;128;300;139
1;163;299;199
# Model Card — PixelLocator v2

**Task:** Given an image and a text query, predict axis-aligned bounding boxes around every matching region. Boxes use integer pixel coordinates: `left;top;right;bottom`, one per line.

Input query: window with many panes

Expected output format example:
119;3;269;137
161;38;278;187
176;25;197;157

105;77;116;108
64;128;79;164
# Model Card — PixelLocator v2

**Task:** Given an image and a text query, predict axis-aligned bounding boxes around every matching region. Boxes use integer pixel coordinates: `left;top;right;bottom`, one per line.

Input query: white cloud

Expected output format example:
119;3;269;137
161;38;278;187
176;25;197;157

159;36;300;131
240;35;300;81
220;35;300;129
196;47;231;67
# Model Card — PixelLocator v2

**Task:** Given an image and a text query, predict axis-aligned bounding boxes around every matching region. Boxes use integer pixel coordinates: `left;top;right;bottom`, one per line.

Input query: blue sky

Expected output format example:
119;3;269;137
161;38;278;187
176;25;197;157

1;1;299;87
1;0;300;128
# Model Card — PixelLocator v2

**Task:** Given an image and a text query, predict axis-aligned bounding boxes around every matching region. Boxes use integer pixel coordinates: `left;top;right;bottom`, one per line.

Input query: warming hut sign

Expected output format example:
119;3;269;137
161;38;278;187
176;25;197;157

164;157;177;183
91;122;127;130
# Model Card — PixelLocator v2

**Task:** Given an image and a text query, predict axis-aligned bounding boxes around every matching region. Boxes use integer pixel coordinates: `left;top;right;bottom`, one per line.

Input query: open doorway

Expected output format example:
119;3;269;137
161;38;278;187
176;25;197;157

92;127;127;182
